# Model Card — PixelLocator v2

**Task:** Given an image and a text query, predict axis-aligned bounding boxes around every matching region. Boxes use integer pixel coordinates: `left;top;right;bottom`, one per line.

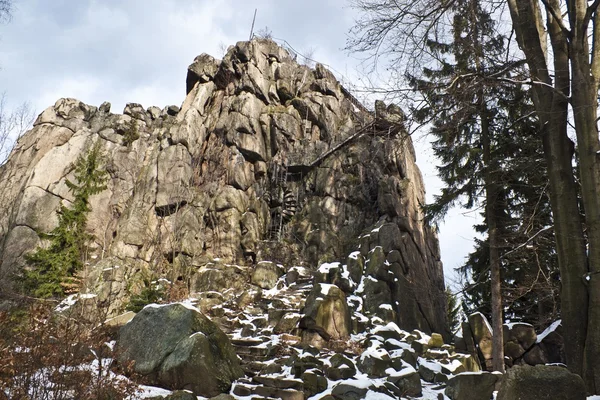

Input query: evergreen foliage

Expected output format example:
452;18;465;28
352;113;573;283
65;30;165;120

408;0;559;328
23;143;108;298
446;287;461;334
125;278;165;313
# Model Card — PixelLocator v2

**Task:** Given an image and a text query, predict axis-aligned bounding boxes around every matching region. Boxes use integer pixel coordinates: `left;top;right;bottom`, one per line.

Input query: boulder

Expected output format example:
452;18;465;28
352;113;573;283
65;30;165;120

387;370;422;397
301;283;351;347
301;371;328;397
418;358;446;383
358;345;393;377
251;261;284;289
445;372;500;400
117;303;243;397
331;383;369;400
326;353;357;380
522;343;549;366
497;365;585;400
503;322;536;350
468;312;494;370
537;320;565;364
362;277;392;316
428;332;445;348
346;252;364;284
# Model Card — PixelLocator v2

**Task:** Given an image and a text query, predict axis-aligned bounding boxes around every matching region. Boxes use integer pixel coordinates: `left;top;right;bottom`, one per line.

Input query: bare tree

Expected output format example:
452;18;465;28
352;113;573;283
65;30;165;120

0;0;12;23
0;94;35;165
506;0;600;391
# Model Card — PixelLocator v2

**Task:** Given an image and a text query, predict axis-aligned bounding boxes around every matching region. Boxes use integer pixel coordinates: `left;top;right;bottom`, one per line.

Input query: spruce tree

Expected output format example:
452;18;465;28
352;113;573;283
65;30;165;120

23;142;108;298
408;0;557;370
412;0;559;330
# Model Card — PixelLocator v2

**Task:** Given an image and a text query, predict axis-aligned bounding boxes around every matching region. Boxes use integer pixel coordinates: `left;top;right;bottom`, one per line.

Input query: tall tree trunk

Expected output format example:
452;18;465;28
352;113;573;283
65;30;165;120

508;0;589;378
481;105;505;372
570;18;600;389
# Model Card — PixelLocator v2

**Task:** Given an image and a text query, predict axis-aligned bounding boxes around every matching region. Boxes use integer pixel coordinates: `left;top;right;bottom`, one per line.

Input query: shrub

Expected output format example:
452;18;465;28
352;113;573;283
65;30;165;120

0;302;140;399
125;278;165;313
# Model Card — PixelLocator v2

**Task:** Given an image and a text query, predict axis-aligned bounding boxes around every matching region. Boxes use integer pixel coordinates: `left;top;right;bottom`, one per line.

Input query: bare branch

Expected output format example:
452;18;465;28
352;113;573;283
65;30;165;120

501;226;554;259
539;0;571;35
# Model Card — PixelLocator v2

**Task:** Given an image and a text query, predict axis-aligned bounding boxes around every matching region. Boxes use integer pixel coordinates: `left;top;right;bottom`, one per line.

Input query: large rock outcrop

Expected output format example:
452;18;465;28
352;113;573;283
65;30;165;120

0;38;446;335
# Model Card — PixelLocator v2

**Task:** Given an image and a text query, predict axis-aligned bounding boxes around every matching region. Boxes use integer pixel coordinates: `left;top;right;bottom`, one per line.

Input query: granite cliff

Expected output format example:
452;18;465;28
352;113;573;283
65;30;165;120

0;38;447;336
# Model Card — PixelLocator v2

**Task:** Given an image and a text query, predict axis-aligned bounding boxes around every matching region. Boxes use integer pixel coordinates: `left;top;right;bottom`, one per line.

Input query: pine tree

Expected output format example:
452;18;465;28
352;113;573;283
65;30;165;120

23;143;108;298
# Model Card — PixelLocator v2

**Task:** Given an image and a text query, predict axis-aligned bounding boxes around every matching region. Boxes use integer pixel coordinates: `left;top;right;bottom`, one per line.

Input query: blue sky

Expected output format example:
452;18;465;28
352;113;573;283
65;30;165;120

0;0;480;286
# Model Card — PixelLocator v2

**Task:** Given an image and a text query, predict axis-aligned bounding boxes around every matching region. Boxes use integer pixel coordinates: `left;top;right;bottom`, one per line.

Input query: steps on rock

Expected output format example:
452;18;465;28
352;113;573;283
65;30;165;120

252;376;304;391
232;380;304;400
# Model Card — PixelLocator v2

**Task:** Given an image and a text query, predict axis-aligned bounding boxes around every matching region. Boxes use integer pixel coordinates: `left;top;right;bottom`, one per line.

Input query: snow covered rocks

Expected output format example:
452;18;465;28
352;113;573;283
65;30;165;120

117;303;243;397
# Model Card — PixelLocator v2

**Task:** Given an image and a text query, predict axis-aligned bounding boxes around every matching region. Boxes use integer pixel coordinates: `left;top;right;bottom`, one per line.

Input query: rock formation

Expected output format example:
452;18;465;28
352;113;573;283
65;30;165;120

0;38;446;335
455;312;565;370
117;303;243;397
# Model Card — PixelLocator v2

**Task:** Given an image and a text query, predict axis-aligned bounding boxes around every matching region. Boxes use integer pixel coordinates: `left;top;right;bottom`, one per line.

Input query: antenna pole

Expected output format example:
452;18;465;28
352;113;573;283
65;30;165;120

249;8;257;40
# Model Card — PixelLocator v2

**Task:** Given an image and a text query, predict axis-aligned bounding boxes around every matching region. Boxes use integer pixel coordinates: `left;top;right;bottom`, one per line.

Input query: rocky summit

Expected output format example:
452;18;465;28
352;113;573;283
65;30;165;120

0;38;454;398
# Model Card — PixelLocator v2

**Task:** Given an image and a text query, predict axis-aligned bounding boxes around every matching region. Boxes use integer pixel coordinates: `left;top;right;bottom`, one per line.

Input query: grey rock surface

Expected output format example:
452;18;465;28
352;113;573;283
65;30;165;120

117;303;242;397
0;38;447;335
497;365;585;400
445;371;500;400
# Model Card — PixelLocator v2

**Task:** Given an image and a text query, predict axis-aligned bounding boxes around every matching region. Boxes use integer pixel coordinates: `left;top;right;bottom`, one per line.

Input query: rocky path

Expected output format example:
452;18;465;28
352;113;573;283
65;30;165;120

200;266;479;400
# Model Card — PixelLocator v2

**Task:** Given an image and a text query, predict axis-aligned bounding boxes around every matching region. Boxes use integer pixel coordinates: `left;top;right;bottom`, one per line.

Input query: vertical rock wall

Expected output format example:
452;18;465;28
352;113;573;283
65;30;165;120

0;39;447;335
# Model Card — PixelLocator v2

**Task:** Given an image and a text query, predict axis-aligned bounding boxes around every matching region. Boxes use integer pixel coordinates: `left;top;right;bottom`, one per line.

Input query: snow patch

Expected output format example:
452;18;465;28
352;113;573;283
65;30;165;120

318;262;340;273
319;283;337;296
537;319;562;343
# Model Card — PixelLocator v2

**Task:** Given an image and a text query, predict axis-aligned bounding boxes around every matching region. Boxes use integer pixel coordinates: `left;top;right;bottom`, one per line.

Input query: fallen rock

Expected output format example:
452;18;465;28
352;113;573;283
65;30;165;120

468;312;494;370
117;303;243;397
331;382;369;400
445;371;500;400
251;261;284;289
497;365;585;400
387;368;422;397
301;283;351;347
301;371;328;397
358;344;393;377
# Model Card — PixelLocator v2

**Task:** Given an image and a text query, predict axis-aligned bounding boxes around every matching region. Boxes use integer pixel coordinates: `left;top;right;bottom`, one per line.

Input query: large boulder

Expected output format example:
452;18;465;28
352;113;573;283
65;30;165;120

537;320;565;364
117;303;243;397
251;261;284;289
301;283;352;348
445;372;500;400
497;365;585;400
468;312;494;370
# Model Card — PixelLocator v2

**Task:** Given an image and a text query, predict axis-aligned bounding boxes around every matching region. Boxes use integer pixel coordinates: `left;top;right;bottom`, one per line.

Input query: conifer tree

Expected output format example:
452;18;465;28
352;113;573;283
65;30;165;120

407;0;557;370
23;143;108;298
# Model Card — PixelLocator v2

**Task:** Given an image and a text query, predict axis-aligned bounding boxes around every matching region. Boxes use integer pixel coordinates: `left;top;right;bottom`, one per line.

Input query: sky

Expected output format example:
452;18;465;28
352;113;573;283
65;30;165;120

0;0;480;286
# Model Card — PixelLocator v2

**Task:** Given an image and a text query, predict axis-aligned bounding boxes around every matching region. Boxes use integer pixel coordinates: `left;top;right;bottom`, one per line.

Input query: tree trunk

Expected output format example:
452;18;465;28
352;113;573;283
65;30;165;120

481;103;505;372
570;30;600;392
507;0;589;378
